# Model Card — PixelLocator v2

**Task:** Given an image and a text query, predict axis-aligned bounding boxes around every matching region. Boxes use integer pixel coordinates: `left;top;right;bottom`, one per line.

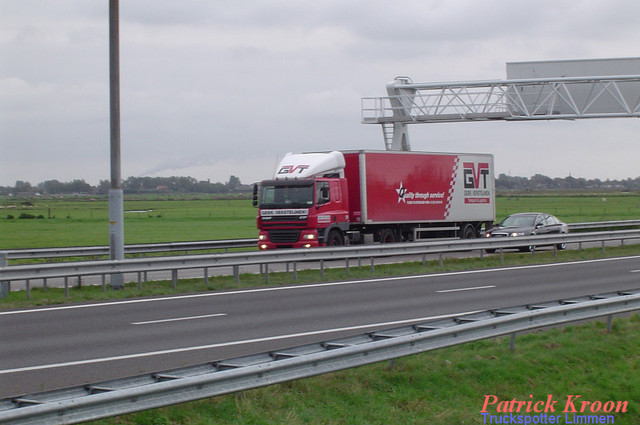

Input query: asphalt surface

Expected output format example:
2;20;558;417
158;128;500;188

2;255;640;398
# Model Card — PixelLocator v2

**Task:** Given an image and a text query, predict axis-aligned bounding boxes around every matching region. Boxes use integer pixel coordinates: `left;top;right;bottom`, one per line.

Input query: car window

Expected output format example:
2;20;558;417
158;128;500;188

501;215;536;227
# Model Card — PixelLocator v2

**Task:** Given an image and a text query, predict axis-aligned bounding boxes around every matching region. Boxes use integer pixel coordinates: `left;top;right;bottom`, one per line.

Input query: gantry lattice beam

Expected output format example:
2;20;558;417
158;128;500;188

362;75;640;150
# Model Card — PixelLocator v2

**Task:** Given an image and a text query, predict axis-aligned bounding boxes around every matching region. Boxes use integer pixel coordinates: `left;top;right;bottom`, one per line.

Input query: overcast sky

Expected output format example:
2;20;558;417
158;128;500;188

1;0;639;187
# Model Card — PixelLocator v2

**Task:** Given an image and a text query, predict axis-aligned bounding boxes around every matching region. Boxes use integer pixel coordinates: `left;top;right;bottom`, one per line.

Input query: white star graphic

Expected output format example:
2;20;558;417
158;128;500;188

395;182;407;203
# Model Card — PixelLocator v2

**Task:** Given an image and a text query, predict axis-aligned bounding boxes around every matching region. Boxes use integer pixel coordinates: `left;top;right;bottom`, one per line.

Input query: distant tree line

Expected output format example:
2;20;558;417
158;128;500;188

496;174;640;191
2;174;640;196
1;176;251;196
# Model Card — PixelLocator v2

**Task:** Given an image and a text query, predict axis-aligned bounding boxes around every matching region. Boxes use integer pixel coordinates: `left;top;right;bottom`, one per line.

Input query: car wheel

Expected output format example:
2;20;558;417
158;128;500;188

556;243;566;250
519;245;534;252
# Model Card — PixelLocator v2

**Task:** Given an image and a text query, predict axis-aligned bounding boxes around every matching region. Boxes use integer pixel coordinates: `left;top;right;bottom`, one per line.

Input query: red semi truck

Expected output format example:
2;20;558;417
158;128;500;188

253;150;495;249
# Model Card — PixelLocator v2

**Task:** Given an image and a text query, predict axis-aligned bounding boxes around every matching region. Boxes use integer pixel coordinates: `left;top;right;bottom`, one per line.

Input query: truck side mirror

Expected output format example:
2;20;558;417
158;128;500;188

252;183;259;207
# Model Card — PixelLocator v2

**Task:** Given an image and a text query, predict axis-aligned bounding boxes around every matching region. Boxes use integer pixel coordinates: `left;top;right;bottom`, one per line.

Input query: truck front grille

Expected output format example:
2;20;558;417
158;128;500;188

269;230;301;244
261;216;307;228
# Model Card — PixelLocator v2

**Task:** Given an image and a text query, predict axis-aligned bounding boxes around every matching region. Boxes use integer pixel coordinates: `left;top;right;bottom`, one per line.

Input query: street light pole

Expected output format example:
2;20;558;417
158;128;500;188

109;0;124;289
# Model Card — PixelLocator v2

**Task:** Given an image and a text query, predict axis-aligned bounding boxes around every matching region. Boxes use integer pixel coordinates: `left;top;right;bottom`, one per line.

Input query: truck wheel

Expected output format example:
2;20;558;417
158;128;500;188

380;228;396;244
326;230;344;246
461;224;476;239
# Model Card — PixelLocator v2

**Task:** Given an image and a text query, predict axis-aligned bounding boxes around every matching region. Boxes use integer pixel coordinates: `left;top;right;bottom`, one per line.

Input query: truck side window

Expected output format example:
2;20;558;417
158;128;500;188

316;181;330;205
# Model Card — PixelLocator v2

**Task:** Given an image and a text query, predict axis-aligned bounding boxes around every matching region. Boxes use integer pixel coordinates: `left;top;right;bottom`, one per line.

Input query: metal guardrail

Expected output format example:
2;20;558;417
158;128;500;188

1;289;639;424
1;230;640;287
4;239;257;260
568;219;640;231
3;220;639;261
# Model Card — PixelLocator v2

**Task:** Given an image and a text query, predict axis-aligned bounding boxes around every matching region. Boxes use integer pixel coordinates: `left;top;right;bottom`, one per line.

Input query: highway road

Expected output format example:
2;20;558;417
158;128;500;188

2;255;640;398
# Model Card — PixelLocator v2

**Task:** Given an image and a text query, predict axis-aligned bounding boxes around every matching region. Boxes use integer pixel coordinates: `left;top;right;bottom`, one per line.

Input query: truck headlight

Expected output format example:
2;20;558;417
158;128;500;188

302;233;316;240
510;232;525;237
258;234;267;241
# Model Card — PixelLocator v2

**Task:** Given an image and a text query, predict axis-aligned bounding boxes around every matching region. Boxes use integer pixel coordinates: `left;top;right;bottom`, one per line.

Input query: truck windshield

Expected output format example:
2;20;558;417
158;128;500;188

259;183;314;209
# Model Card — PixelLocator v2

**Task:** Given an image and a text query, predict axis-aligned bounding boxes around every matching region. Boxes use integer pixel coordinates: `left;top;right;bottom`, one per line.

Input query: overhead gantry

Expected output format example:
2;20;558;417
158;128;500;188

362;62;640;150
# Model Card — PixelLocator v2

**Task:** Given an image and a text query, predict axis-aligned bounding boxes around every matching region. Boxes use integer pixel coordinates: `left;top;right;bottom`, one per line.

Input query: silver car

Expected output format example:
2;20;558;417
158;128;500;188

485;212;569;252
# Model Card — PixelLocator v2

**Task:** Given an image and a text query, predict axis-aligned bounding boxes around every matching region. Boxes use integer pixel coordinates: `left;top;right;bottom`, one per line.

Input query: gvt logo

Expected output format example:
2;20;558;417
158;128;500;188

278;164;309;175
463;162;490;189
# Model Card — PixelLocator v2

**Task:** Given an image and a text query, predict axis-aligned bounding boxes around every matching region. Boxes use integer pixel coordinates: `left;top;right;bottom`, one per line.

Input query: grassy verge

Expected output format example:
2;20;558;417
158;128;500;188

3;243;640;310
88;315;640;425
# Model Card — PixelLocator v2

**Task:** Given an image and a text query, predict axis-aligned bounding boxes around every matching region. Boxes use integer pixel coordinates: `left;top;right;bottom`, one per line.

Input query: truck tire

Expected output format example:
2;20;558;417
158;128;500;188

380;228;396;244
326;230;344;246
460;224;476;239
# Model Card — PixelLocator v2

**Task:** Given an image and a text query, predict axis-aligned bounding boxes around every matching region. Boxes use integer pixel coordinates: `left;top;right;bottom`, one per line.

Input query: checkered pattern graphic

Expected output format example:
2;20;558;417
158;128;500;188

444;156;460;218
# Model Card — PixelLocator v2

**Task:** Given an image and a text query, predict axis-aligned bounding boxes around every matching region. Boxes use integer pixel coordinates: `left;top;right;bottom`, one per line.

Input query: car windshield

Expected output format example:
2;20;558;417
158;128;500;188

259;183;314;208
499;215;537;227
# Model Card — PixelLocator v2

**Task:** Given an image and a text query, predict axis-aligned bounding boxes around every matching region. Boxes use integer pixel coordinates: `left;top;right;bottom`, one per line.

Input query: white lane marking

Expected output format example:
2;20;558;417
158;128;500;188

0;310;482;375
437;285;495;293
631;270;640;273
3;255;640;317
132;313;227;325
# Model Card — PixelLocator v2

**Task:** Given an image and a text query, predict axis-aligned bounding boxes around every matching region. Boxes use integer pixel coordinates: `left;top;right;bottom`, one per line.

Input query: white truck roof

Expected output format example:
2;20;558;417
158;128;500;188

274;151;345;179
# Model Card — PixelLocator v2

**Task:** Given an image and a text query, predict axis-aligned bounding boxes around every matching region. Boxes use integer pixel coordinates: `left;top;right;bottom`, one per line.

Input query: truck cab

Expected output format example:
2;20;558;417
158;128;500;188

255;152;350;249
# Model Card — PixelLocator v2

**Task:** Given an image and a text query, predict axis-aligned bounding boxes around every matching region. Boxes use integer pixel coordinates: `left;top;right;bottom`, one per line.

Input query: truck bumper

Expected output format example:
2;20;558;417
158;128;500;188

258;230;320;250
258;240;321;250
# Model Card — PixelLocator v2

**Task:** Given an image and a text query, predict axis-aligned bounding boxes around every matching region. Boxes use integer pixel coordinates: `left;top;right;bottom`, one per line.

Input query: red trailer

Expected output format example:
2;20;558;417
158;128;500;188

254;150;495;249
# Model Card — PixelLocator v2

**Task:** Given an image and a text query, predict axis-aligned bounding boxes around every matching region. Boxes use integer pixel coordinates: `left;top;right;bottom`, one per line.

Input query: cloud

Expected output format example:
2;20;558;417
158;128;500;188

1;0;639;187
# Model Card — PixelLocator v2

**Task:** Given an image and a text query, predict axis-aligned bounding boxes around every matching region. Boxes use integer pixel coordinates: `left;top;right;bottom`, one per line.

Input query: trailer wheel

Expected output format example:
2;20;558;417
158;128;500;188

380;228;396;244
460;224;476;239
326;230;344;246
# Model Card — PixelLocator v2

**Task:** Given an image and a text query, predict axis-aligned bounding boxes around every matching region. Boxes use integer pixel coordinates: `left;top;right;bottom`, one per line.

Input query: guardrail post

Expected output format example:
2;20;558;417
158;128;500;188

26;279;31;300
293;262;297;282
370;257;375;274
499;248;504;264
510;333;516;352
320;260;325;279
264;264;269;284
233;265;240;284
607;315;613;333
345;258;350;276
0;251;9;298
204;268;209;286
64;276;69;298
172;270;178;289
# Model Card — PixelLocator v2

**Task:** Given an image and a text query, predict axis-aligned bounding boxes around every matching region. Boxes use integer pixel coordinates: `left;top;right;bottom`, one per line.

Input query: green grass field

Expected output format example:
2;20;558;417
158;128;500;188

0;196;257;248
1;193;639;249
